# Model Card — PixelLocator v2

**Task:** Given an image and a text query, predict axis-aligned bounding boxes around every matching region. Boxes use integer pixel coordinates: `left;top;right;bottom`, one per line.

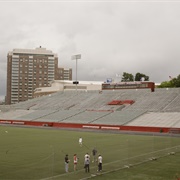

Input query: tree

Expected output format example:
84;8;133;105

158;81;173;88
158;74;180;88
121;72;134;82
172;74;180;87
135;72;149;81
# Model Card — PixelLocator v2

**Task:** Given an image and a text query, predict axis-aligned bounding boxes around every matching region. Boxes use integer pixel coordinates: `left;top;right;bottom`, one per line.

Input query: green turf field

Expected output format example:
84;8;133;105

0;126;180;180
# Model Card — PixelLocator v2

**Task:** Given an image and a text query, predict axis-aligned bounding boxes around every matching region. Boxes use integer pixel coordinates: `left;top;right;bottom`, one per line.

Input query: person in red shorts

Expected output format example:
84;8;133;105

73;154;78;171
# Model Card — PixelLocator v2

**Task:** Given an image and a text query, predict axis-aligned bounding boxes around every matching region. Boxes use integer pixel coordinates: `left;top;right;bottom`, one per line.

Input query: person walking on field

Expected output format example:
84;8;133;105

97;154;102;172
73;154;78;171
65;154;70;173
79;137;82;147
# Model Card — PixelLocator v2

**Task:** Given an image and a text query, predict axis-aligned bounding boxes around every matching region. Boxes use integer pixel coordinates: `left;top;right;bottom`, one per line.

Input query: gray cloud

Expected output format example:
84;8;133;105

0;1;180;100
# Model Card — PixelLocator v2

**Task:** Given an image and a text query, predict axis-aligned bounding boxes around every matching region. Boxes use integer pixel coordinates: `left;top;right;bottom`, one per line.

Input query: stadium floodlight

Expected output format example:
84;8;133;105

71;54;81;91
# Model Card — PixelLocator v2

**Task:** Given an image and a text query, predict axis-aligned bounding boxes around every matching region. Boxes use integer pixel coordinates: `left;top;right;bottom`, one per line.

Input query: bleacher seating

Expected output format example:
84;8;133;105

0;88;180;128
126;112;180;128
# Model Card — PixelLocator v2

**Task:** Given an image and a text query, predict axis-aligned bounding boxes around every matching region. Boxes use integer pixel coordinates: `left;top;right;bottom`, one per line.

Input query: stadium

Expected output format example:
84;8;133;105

0;84;180;180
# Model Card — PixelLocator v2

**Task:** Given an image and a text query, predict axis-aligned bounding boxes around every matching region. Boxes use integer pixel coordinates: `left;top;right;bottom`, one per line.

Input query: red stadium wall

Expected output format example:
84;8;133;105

1;119;179;133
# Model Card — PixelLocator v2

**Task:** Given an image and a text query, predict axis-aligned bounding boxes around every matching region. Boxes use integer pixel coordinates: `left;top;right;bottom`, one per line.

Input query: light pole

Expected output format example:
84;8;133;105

71;54;81;91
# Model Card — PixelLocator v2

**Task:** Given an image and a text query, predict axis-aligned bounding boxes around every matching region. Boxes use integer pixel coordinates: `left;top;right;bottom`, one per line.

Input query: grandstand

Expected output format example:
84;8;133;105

0;88;180;133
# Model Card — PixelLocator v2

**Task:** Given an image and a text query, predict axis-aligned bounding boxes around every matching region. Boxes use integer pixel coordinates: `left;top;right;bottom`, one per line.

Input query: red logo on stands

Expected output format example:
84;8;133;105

108;100;135;105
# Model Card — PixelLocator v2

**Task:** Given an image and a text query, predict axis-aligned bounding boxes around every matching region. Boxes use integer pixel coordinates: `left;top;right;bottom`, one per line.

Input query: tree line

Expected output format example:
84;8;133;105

121;72;149;82
121;72;180;88
158;75;180;88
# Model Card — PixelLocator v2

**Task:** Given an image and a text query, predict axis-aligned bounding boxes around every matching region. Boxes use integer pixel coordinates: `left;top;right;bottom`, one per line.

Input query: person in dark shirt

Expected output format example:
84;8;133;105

65;154;70;172
92;147;97;163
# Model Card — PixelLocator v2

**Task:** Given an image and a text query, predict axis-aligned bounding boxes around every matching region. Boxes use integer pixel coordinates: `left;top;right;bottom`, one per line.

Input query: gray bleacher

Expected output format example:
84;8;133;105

122;88;180;112
0;110;34;120
92;110;146;125
36;110;84;122
126;112;180;128
173;120;180;128
8;88;180;113
162;93;180;112
61;110;112;124
1;88;180;128
14;110;57;121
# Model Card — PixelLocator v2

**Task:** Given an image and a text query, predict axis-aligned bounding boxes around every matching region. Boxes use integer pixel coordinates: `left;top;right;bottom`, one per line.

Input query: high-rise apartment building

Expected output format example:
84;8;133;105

6;47;60;105
57;68;72;80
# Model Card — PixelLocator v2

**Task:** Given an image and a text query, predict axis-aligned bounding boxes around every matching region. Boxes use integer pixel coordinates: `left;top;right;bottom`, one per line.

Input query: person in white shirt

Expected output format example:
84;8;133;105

73;154;78;171
79;137;82;147
97;154;102;172
84;153;90;160
84;156;90;173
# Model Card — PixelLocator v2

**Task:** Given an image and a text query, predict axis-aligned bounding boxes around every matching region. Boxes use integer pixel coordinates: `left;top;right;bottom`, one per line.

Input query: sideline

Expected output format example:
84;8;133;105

1;124;180;137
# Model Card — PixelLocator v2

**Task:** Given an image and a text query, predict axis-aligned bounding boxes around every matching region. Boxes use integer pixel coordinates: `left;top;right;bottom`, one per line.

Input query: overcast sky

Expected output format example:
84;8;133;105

0;0;180;100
